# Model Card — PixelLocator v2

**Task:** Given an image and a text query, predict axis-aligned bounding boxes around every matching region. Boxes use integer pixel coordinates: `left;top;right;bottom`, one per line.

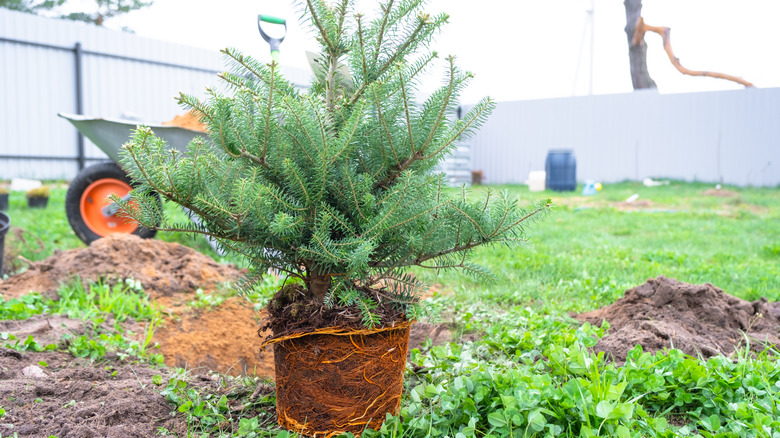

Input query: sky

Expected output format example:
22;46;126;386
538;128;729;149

80;0;780;104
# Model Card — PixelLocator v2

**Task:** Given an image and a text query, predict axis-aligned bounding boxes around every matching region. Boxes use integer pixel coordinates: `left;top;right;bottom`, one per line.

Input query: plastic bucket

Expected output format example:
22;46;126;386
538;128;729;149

0;211;10;276
545;149;576;192
527;171;546;192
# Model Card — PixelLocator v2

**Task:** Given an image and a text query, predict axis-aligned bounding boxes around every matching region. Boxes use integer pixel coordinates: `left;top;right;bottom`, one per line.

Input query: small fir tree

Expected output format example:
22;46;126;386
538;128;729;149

118;0;550;326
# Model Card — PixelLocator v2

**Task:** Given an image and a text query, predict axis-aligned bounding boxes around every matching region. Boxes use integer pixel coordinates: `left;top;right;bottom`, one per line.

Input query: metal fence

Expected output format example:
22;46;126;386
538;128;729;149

0;8;309;180
466;87;780;188
4;9;777;187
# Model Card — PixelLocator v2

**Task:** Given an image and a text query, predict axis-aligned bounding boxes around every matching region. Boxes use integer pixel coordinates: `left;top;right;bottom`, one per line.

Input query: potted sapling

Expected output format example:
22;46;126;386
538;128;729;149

26;186;50;209
116;0;550;435
0;187;9;211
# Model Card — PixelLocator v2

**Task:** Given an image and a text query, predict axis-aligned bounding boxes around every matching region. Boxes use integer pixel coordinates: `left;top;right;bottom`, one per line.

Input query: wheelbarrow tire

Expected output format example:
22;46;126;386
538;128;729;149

66;161;160;245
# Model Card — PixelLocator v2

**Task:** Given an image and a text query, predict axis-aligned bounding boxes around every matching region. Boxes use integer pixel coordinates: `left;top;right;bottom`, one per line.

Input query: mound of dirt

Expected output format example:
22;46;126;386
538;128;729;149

703;188;739;197
0;234;241;300
0;349;185;437
155;297;276;377
576;276;780;362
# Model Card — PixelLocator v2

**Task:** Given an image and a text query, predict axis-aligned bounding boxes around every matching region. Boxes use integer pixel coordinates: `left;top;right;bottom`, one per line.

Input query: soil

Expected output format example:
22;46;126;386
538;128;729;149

154;297;276;377
263;283;408;341
408;322;456;349
0;348;185;437
576;276;780;363
703;188;739;197
0;316;86;347
161;110;207;132
0;234;241;300
611;199;655;211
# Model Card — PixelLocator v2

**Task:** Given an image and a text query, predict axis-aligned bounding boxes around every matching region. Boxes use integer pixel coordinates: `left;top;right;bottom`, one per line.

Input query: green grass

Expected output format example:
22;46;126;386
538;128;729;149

0;277;164;363
1;181;779;437
414;181;780;312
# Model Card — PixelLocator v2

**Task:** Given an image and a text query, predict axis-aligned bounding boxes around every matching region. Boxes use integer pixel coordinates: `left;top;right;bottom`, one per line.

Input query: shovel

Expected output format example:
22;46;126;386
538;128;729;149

258;14;286;62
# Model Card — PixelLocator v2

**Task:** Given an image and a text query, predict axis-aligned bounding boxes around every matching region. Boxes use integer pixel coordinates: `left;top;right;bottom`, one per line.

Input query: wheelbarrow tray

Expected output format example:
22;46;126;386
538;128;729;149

58;112;205;162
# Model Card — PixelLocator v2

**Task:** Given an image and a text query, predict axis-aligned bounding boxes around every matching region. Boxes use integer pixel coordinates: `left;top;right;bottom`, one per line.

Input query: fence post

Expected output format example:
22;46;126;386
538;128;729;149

74;42;85;171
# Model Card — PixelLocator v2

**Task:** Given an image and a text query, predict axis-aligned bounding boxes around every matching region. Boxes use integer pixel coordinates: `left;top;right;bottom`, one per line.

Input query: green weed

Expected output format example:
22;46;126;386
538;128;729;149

160;371;279;436
0;278;164;363
361;308;780;437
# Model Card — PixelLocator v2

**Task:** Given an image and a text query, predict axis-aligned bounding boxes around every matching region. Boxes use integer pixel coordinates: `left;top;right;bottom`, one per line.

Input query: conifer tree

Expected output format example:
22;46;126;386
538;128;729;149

117;0;550;325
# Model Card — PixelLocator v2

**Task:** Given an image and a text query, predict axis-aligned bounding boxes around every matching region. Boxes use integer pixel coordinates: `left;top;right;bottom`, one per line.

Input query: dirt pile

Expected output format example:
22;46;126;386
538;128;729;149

155;297;276;377
0;234;275;377
0;349;185;437
576;276;780;362
0;234;241;300
703;188;739;197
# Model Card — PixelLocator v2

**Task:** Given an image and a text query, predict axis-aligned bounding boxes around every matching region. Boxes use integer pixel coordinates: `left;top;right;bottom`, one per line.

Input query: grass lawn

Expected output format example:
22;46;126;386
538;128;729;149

417;181;780;312
2;180;779;437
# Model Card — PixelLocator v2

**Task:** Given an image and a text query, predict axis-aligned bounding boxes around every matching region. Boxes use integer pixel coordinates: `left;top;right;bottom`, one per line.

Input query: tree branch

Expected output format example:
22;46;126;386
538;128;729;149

633;16;754;88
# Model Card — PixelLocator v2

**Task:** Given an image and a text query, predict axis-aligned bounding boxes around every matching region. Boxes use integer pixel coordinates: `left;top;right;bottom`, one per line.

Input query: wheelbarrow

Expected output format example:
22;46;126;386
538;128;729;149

58;112;206;246
56;15;288;247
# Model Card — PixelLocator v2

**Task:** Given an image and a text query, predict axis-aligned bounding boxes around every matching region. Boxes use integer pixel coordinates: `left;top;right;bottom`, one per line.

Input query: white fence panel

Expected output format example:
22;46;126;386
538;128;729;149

467;88;780;187
0;8;310;180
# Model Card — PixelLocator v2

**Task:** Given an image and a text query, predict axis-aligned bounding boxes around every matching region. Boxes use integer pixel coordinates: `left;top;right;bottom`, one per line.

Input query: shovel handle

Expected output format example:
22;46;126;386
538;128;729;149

258;15;286;62
259;15;286;25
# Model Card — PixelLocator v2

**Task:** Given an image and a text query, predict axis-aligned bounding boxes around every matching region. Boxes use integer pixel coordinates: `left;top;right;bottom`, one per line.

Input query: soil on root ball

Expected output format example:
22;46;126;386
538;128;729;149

262;283;409;340
576;275;780;363
262;283;412;437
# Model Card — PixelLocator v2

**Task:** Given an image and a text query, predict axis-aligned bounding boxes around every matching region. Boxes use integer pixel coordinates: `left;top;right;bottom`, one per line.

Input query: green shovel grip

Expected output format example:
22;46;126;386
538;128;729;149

259;15;286;25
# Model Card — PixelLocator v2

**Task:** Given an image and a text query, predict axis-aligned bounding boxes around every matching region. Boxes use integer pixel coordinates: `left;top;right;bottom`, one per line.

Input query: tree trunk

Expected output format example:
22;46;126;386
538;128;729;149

624;0;656;89
307;273;331;302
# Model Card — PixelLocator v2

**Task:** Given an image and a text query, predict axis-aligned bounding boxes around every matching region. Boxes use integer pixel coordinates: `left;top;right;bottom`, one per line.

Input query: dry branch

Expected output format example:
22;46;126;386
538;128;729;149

632;16;753;87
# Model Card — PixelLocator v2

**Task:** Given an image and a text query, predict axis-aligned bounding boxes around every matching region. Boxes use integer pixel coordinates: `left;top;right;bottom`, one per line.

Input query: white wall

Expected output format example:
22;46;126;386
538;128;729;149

467;88;780;187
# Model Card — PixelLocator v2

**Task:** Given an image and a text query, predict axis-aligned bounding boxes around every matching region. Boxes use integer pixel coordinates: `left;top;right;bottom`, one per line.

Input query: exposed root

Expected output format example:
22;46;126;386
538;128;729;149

271;322;411;437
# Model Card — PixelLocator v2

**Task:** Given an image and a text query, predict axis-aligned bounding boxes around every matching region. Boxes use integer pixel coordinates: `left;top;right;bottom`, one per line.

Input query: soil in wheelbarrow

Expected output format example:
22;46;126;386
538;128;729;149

575;275;780;363
162;110;207;132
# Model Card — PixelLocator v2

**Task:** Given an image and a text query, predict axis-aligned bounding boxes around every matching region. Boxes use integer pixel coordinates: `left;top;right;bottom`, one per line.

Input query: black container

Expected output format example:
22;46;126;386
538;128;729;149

27;197;48;209
545;149;576;192
0;211;10;276
0;193;8;211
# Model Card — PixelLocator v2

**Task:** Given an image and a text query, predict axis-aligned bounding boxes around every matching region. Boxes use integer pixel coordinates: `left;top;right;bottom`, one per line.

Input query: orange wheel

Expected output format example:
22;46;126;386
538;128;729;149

66;161;158;245
79;178;138;236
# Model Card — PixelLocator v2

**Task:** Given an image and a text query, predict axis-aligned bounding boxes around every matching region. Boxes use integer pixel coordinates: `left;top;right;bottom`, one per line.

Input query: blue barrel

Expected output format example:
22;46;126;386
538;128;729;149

545;149;576;191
